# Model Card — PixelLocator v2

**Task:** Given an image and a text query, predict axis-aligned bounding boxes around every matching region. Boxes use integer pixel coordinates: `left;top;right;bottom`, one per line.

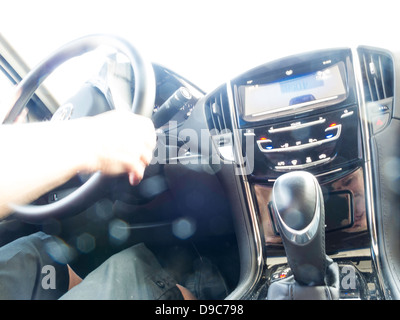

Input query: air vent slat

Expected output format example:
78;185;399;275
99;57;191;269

362;53;374;101
370;53;382;100
374;77;381;100
211;99;221;131
213;99;224;131
205;86;232;134
378;55;388;99
219;94;228;131
359;48;394;103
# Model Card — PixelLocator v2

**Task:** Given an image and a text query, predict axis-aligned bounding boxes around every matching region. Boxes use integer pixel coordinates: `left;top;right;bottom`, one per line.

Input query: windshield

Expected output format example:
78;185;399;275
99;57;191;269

0;0;397;94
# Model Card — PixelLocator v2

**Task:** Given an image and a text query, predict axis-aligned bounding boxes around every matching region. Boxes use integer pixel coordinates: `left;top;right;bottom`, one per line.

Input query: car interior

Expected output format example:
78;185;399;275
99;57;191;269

0;31;399;300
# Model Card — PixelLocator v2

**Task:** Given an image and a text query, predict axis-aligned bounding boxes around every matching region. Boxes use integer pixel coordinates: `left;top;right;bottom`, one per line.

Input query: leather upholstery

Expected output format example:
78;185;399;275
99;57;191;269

267;258;340;300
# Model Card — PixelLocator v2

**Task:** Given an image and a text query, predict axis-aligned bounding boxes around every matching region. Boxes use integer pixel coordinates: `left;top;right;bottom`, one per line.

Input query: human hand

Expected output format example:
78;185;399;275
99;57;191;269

82;110;156;185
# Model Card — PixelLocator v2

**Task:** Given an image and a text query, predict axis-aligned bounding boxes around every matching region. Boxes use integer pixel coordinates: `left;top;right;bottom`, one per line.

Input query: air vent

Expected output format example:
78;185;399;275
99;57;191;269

205;86;232;134
358;48;394;102
204;86;235;161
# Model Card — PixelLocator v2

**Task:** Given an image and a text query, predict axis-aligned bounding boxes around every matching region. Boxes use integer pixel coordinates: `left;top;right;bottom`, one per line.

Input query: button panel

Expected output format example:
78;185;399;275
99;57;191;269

257;123;341;153
249;106;360;175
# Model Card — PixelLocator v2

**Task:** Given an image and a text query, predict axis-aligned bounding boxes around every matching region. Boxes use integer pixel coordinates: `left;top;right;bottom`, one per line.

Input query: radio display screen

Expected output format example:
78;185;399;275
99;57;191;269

240;62;347;120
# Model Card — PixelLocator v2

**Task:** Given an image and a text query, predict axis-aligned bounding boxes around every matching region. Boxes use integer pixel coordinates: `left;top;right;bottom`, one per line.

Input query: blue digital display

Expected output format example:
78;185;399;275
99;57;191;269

241;62;347;121
280;75;324;94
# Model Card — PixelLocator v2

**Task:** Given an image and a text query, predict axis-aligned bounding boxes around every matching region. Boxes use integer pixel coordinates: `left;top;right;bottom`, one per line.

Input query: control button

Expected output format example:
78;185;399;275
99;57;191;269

371;113;390;133
324;124;341;140
377;105;389;112
257;139;273;150
371;103;390;114
274;155;333;171
325;124;339;139
305;157;312;163
271;267;293;282
280;143;289;149
341;109;354;119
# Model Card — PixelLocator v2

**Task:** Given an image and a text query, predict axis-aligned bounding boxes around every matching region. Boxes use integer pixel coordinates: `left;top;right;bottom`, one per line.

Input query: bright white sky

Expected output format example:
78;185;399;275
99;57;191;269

0;0;398;96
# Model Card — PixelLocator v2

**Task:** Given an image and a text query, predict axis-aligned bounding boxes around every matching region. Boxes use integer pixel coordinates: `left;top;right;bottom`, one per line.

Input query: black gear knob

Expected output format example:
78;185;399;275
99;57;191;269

272;171;327;286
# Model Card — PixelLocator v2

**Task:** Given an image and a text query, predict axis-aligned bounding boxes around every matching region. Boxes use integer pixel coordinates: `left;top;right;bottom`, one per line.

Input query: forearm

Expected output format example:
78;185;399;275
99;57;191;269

0;118;96;219
0;110;156;220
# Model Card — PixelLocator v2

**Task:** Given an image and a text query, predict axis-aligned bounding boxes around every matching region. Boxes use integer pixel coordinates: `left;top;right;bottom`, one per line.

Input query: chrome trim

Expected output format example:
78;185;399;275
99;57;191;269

224;81;264;300
268;167;344;189
341;110;354;118
272;174;321;245
167;154;201;162
250;95;340;118
268;117;326;133
315;167;343;177
244;132;256;136
351;47;386;297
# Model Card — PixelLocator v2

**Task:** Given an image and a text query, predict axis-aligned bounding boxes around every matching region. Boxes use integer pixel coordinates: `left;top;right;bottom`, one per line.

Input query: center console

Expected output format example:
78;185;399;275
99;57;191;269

232;48;368;251
205;48;389;299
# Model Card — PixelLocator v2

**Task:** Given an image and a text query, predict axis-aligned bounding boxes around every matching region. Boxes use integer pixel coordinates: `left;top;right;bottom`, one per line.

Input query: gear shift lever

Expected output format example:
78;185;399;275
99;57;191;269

267;171;339;299
272;171;326;285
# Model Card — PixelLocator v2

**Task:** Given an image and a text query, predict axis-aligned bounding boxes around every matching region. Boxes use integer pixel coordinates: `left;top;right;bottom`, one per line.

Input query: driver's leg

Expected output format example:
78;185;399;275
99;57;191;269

60;242;184;300
0;232;70;299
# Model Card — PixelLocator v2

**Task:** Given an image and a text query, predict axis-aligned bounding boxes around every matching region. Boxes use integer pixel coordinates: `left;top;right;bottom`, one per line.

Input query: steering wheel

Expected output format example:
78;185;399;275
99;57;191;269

3;34;156;222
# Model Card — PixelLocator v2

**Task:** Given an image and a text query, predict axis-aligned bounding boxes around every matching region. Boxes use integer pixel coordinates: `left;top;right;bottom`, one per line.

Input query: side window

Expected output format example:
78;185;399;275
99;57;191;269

0;64;54;124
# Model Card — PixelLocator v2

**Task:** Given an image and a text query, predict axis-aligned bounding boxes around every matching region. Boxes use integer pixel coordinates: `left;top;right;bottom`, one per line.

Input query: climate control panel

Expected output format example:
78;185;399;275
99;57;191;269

247;105;361;180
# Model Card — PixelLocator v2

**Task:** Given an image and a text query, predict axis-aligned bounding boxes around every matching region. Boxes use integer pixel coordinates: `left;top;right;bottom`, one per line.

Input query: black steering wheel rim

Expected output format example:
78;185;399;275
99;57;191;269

4;34;156;222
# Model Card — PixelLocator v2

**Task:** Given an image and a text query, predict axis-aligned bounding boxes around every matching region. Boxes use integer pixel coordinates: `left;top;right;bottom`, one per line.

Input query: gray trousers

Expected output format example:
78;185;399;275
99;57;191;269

0;232;182;300
61;242;183;300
